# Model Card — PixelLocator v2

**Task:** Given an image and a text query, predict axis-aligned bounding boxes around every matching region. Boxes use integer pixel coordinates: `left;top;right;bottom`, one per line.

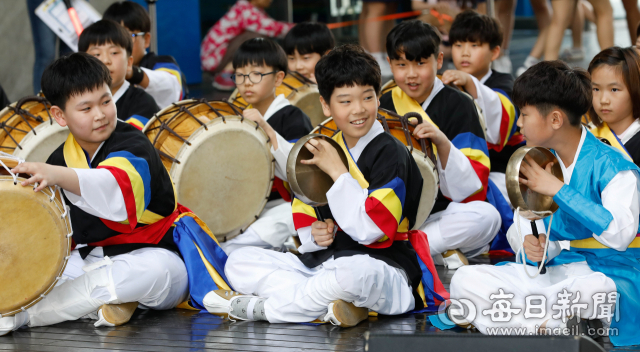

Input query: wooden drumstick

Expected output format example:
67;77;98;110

530;220;547;274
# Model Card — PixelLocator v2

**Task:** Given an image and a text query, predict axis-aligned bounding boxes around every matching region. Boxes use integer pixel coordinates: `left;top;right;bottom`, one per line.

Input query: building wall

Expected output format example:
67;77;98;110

0;0;117;102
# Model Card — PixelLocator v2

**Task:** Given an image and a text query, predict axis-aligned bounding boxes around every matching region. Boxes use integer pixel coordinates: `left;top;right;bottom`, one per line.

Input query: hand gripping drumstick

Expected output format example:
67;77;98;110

63;0;84;36
530;220;547;274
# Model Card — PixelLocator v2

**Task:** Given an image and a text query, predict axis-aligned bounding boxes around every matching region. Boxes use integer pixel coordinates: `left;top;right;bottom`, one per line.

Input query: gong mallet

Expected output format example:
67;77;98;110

505;146;563;275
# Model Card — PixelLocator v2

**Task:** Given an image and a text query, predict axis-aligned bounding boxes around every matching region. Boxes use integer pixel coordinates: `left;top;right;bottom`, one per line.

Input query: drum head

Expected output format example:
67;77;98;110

287;85;325;127
411;150;439;230
170;116;274;240
0;178;69;315
13;122;69;162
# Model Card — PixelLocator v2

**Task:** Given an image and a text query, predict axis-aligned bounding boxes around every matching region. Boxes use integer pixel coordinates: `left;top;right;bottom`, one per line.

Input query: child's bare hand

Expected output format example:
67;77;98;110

523;233;546;262
11;162;60;192
411;120;448;148
441;70;470;87
300;138;348;181
243;108;267;128
311;219;335;246
519;155;564;197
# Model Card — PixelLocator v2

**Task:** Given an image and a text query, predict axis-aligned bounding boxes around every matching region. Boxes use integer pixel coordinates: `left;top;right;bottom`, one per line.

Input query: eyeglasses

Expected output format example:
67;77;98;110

131;32;146;39
230;71;276;85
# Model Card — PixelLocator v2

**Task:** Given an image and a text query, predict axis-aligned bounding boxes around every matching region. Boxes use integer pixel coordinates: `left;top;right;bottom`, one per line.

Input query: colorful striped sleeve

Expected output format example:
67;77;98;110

153;62;184;100
364;176;409;248
125;115;150;131
96;150;152;232
489;89;524;151
292;197;318;230
451;132;491;202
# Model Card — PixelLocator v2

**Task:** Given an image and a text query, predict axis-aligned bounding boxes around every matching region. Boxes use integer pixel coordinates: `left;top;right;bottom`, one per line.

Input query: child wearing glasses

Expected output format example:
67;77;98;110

103;1;188;109
220;37;313;254
79;20;159;127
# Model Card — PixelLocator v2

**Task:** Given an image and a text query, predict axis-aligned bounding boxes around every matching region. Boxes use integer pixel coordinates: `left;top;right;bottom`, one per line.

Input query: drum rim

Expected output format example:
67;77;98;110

167;115;275;238
0;97;53;155
0;176;71;317
12;121;69;159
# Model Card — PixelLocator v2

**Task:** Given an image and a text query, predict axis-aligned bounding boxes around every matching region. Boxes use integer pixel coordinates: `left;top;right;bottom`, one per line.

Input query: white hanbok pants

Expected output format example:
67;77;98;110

420;201;501;257
220;199;296;254
27;247;189;327
225;247;416;323
450;261;617;335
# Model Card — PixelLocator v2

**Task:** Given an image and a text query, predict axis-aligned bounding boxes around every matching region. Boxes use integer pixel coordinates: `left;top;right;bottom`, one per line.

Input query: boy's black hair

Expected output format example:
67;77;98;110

637;21;640;39
283;22;335;56
232;38;288;73
103;1;151;33
449;10;503;49
315;44;380;102
78;20;133;56
513;60;591;126
386;20;441;62
41;52;112;110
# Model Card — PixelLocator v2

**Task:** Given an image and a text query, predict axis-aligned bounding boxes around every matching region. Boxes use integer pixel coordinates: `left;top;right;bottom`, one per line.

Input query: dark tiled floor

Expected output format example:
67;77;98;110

2;255;637;351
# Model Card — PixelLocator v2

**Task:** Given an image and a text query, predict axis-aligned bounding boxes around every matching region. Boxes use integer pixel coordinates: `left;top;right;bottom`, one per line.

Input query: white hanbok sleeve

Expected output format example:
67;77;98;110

270;132;292;181
140;67;181;109
593;170;640;250
326;173;387;245
437;141;483;202
63;168;127;222
469;75;503;146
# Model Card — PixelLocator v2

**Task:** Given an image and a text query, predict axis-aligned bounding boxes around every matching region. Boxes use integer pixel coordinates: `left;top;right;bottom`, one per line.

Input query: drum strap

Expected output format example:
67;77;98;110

390;87;439;156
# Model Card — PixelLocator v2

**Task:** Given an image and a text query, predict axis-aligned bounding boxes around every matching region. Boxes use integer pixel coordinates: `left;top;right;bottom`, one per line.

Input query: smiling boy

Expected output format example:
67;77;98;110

79;20;159;128
203;44;428;327
380;20;500;268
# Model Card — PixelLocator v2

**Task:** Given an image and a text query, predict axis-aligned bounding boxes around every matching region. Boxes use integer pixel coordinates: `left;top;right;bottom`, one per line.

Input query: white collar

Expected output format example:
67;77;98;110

112;80;130;103
479;70;493;84
263;94;291;121
556;126;587;185
346;120;384;162
90;141;106;163
420;77;445;111
618;119;640;145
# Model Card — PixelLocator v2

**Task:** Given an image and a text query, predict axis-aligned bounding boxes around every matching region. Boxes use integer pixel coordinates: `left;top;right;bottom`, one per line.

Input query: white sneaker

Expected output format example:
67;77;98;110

560;47;585;62
516;56;541;77
492;55;513;74
0;312;29;336
323;300;369;327
203;290;244;318
442;249;469;269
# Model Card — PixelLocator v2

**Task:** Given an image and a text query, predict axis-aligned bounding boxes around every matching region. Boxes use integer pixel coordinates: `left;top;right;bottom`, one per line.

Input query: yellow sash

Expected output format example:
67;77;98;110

590;123;631;160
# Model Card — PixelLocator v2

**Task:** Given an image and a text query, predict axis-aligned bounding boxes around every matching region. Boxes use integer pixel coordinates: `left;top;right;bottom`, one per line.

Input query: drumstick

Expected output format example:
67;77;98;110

530;220;547;274
63;0;84;36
